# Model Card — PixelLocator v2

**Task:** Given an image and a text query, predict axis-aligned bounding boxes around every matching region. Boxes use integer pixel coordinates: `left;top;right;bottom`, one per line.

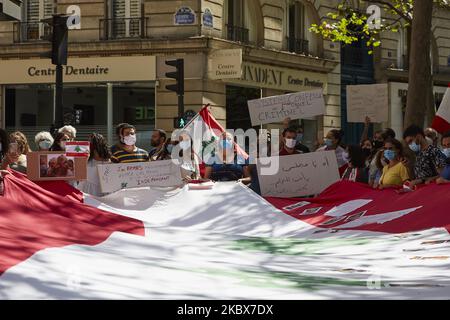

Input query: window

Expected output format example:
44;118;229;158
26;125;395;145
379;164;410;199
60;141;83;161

225;0;249;43
108;0;143;38
397;28;408;69
17;0;54;41
287;1;308;54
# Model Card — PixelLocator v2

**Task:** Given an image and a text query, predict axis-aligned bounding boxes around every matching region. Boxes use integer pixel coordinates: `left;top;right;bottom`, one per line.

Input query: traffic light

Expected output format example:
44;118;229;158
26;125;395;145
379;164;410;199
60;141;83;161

51;15;69;65
173;116;185;129
165;59;184;96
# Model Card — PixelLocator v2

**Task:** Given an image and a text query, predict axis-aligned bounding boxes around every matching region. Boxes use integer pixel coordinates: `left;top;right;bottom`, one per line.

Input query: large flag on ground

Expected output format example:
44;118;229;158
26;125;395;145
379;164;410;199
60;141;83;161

266;180;450;234
0;169;144;275
432;86;450;134
183;105;249;165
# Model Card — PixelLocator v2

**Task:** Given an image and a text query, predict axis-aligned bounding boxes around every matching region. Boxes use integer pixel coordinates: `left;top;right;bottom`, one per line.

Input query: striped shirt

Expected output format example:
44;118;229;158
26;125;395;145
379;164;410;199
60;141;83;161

111;145;149;163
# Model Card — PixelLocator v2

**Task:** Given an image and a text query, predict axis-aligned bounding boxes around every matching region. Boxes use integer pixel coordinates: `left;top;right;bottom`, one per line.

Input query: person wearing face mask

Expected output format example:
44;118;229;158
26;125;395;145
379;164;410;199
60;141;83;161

436;131;450;184
317;129;347;174
204;133;249;181
378;138;410;189
78;133;111;196
111;123;149;163
279;128;301;156
172;132;200;180
35;131;54;151
294;127;310;154
148;129;171;161
341;145;369;183
403;125;447;186
50;132;70;151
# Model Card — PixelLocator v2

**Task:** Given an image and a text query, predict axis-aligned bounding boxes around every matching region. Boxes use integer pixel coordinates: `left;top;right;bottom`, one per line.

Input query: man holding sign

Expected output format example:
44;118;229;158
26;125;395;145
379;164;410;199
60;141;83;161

111;123;149;164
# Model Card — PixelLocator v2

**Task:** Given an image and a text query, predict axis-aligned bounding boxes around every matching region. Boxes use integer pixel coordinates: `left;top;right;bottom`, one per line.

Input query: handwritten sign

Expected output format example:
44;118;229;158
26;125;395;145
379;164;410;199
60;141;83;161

97;160;182;193
247;89;325;126
257;151;340;198
346;84;388;123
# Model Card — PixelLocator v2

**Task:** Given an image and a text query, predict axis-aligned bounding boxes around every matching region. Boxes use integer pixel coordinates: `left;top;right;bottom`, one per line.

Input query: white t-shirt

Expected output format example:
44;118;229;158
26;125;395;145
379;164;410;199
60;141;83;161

77;159;110;197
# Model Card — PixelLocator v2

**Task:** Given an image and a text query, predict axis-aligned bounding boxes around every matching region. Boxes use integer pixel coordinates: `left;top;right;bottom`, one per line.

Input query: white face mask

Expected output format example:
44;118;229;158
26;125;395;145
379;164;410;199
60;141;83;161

425;137;434;145
60;141;66;149
179;140;191;151
123;134;136;146
285;138;296;149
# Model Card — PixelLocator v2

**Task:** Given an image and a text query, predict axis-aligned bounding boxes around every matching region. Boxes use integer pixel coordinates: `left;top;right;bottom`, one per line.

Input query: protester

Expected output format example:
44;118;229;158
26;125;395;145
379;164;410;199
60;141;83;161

317;129;347;172
424;127;439;147
0;128;9;163
78;133;111;196
341;145;368;183
360;116;383;146
279;127;300;156
172;132;200;180
368;127;397;187
1;131;30;174
149;129;171;161
436;131;450;184
58;125;76;141
204;132;249;181
403;125;447;186
35;131;54;151
294;126;310;153
111;123;149;163
378;138;410;189
50;132;71;151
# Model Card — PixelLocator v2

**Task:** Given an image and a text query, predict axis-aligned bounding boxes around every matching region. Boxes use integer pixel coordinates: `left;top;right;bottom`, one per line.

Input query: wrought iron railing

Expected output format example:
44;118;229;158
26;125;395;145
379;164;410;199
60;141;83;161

13;21;52;43
287;37;309;55
226;25;249;44
99;17;148;40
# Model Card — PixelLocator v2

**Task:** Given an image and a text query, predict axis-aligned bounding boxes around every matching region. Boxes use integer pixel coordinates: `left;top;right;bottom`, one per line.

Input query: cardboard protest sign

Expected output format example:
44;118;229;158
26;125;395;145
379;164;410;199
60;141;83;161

257;151;340;198
65;141;90;157
97;160;183;193
27;151;87;181
346;84;389;123
247;89;325;126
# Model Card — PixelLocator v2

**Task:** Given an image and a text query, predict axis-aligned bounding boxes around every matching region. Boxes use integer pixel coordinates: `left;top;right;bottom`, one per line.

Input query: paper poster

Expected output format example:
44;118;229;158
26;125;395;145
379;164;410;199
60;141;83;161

346;83;389;123
97;160;182;193
247;89;325;126
27;151;87;181
257;151;340;198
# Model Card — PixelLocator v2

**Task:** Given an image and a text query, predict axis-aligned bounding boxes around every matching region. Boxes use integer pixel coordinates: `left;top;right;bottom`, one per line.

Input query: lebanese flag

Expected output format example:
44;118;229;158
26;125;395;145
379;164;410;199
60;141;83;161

431;85;450;134
0;169;144;275
266;180;450;234
183;105;249;176
65;141;90;157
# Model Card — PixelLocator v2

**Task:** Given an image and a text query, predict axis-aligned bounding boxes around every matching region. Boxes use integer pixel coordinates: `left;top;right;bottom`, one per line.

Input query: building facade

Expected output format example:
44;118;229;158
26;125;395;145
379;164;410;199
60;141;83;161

0;0;448;150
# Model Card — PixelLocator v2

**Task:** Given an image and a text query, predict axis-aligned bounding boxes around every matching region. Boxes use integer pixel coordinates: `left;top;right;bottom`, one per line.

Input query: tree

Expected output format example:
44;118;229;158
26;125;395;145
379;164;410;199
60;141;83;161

310;0;450;129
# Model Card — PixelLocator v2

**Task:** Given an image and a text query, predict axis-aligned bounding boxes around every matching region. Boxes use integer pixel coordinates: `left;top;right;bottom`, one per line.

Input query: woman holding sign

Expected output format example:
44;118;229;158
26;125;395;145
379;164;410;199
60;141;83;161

78;133;111;197
317;129;348;175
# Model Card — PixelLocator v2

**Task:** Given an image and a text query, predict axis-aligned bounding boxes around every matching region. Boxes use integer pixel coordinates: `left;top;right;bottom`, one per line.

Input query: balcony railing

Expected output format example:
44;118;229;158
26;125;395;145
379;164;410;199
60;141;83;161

226;25;249;44
13;21;52;43
100;17;148;40
287;37;309;55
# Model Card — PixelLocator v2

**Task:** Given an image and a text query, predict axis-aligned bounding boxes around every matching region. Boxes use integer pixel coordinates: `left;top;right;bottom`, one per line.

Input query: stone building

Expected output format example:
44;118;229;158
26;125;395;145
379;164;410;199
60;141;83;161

0;0;448;149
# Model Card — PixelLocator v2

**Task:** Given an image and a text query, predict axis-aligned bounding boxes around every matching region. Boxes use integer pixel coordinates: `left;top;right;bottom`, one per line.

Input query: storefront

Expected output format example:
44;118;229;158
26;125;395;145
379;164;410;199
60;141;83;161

0;56;156;150
223;60;328;151
388;82;447;137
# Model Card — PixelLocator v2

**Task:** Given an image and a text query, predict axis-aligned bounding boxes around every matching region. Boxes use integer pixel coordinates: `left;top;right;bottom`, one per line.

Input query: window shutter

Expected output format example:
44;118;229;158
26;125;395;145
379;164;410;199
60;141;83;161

26;0;40;22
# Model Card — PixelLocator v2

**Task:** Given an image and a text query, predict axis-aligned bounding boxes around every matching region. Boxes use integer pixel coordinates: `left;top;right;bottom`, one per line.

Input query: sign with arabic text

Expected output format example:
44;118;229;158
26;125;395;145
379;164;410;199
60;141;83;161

257;151;339;198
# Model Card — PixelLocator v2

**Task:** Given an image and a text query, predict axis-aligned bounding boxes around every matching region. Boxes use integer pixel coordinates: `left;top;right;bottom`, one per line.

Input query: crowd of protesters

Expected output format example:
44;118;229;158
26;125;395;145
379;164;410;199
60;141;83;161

0;115;449;197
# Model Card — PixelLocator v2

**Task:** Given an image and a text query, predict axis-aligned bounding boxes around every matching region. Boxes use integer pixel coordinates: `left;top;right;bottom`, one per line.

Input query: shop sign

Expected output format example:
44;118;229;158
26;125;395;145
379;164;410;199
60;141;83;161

227;61;328;93
208;49;242;80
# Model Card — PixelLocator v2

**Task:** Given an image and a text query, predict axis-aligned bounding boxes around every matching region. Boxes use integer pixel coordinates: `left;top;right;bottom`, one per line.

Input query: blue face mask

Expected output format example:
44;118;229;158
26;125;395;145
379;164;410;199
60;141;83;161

296;133;303;144
384;149;396;162
409;141;420;153
324;138;333;148
442;148;450;158
166;144;173;154
39;140;52;150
